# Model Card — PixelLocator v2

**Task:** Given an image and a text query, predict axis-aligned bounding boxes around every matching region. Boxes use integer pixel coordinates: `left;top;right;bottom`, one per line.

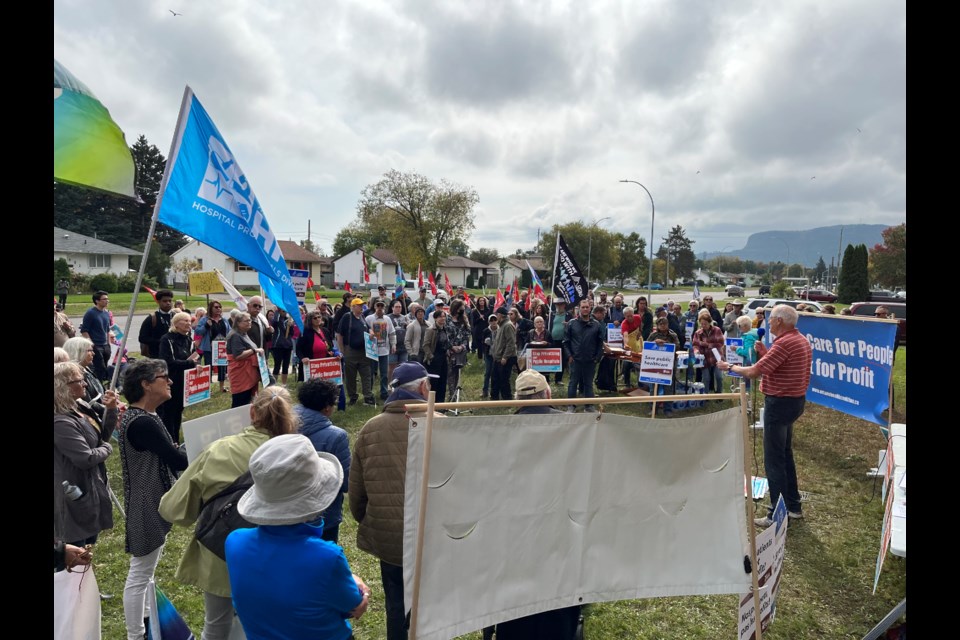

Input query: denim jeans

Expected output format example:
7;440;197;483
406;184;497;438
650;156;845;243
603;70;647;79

380;560;408;640
702;365;722;395
123;545;163;640
376;355;390;399
763;395;806;516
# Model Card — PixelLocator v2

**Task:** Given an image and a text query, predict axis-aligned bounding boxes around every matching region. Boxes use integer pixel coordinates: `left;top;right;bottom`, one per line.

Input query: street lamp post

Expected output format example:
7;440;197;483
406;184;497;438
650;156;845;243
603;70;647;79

587;216;612;285
619;180;655;294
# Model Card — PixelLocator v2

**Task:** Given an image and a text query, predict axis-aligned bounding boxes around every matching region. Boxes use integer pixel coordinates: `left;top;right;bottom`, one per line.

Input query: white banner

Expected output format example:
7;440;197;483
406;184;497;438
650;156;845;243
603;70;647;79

404;409;751;640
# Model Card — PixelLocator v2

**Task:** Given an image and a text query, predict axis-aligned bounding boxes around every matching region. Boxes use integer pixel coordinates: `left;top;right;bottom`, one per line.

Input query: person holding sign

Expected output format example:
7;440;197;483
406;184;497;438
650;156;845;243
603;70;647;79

158;312;201;444
226;313;264;408
648;316;680;412
337;299;375;407
195;301;230;394
692;310;725;397
297;310;336;381
619;307;643;387
718;304;812;527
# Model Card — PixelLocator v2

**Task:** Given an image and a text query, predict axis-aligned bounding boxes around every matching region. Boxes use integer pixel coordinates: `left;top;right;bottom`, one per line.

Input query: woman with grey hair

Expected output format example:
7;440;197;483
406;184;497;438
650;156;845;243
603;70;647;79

54;347;70;363
158;311;201;443
63;336;107;417
226;312;264;408
53;361;118;549
117;358;188;639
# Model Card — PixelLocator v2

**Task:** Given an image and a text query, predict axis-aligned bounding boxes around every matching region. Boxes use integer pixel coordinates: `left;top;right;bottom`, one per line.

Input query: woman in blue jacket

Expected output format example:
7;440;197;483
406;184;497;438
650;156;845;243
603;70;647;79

295;378;350;544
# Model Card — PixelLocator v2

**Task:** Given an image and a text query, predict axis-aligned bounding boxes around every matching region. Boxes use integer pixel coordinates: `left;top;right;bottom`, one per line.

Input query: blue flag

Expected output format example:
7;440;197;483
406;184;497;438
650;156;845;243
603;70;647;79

395;264;406;298
156;87;303;330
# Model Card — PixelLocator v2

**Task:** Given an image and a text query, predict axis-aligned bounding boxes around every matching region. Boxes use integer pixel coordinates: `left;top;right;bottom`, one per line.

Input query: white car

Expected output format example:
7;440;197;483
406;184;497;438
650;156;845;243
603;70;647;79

743;298;822;320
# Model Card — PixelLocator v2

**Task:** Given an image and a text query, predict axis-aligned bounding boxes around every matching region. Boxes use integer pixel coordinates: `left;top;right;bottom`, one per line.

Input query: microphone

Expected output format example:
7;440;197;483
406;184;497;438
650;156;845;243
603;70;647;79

757;327;765;339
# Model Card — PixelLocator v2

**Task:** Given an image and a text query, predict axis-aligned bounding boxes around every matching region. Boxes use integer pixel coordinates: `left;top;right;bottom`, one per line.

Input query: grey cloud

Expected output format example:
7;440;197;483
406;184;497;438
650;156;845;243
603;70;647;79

429;127;500;167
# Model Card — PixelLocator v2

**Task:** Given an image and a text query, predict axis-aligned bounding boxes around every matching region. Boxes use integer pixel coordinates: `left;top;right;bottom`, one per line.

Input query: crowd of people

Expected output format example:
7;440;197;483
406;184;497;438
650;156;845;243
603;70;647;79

54;281;824;639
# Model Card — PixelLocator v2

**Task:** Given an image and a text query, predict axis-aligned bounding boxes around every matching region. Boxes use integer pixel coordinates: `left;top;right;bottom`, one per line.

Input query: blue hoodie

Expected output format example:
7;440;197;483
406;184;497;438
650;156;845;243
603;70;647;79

296;406;350;527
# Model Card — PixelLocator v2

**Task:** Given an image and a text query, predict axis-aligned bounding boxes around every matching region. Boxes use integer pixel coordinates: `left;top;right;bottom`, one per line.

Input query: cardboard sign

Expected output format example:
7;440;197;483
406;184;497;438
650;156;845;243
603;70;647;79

528;348;563;373
188;271;225;295
305;357;343;385
257;351;271;387
183;365;211;406
638;342;676;385
213;340;227;367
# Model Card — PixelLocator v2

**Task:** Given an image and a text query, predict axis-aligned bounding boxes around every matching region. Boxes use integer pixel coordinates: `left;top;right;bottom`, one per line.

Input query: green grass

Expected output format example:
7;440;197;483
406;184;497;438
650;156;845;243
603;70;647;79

91;351;907;639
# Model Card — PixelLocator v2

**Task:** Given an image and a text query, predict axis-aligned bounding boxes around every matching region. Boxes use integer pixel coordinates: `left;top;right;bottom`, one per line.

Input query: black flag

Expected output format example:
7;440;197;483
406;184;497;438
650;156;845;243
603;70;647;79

553;234;589;305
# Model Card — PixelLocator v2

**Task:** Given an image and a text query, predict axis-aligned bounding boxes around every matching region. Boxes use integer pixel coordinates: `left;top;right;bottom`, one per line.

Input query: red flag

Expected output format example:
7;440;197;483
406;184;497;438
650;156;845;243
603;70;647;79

417;264;423;288
495;289;506;309
428;272;438;296
344;281;352;293
512;277;520;303
142;285;158;301
443;273;453;297
361;251;370;283
464;292;472;308
525;286;533;311
307;277;320;303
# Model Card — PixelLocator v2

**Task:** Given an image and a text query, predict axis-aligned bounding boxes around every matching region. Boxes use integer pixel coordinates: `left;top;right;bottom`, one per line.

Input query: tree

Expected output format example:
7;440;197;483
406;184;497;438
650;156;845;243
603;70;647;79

449;238;470;258
130;136;186;256
134;240;171;287
611;232;647;288
814;256;828;283
837;244;869;303
868;223;906;288
469;248;500;265
299;238;318;255
787;263;805;278
172;258;202;287
355;169;478;272
331;222;391;258
540;223;618;283
661;225;696;279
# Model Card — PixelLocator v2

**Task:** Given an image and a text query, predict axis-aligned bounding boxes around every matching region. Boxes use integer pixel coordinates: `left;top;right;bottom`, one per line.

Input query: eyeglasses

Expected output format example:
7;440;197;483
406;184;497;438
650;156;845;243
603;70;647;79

67;379;86;386
248;304;262;308
153;374;171;381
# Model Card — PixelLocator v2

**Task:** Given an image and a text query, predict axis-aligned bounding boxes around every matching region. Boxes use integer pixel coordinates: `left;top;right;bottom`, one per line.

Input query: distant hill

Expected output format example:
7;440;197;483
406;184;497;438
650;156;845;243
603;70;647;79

705;224;894;267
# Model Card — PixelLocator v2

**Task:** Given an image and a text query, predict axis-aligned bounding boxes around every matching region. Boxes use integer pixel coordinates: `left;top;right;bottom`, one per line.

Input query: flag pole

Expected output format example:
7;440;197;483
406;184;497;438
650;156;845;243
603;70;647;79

109;85;193;392
547;231;561;341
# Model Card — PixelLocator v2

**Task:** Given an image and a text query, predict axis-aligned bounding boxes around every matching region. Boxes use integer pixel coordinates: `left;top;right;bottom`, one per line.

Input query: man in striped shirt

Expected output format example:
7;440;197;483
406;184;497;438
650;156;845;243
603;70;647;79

719;304;812;527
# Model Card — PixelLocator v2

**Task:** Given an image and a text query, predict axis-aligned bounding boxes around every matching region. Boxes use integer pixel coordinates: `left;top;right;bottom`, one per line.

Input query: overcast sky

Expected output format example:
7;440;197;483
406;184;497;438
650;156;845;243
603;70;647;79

54;0;905;258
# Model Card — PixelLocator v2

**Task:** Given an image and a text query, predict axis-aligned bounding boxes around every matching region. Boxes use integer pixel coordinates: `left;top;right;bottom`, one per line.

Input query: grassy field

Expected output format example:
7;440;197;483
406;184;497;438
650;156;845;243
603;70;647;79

89;348;906;639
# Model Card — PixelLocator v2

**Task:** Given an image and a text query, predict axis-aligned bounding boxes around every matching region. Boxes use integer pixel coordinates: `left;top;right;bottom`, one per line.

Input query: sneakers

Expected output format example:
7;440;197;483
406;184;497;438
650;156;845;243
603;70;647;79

754;516;774;528
788;511;804;520
363;397;375;406
566;405;576;413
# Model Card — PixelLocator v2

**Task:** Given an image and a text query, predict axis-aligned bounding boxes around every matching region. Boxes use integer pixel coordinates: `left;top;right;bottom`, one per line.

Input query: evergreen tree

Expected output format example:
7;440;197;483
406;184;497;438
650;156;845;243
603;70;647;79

837;244;870;303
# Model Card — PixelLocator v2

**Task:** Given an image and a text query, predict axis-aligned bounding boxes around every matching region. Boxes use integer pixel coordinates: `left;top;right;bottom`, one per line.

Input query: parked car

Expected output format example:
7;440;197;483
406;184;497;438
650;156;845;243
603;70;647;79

648;283;664;290
724;285;744;297
797;288;838;303
895;290;906;300
757;284;771;297
624;283;641;290
744;298;822;320
848;302;906;345
868;289;901;304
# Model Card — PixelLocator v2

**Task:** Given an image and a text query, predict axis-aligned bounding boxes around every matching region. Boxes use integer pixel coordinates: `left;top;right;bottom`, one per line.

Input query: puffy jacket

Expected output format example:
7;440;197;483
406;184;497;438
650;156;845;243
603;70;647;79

296;406;350;527
349;391;426;566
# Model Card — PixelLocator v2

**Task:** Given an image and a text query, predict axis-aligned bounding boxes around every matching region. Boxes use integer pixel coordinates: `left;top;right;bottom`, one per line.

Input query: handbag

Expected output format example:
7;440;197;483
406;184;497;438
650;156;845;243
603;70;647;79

194;470;256;560
54;565;101;640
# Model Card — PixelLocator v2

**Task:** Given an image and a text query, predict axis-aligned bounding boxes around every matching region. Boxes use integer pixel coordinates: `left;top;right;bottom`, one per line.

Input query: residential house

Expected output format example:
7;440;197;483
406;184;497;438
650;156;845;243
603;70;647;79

485;255;549;290
53;226;142;277
169;239;328;287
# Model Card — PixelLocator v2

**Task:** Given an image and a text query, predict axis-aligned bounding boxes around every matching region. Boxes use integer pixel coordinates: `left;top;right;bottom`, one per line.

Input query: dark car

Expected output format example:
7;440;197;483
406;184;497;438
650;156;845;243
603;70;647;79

848;302;906;346
724;284;744;297
758;284;771;297
798;288;838;303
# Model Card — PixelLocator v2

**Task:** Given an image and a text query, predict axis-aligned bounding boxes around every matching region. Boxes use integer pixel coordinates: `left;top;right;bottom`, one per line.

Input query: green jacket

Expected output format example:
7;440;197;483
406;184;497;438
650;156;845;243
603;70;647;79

158;426;271;596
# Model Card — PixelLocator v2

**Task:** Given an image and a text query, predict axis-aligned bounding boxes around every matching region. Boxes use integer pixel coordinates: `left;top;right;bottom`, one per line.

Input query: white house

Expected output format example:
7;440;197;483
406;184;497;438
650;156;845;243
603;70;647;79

332;248;399;288
438;256;495;288
54;227;141;277
170;239;327;287
485;255;549;290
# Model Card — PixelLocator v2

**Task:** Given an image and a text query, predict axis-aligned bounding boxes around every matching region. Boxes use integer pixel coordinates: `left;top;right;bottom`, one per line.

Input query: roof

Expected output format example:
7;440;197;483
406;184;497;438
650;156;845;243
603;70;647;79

370;249;398;264
440;256;490;269
490;255;548;271
277;240;324;263
53;227;141;256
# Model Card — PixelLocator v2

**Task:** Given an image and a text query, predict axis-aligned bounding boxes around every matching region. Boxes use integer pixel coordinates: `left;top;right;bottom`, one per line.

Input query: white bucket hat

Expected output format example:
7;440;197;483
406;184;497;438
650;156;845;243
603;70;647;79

237;434;344;526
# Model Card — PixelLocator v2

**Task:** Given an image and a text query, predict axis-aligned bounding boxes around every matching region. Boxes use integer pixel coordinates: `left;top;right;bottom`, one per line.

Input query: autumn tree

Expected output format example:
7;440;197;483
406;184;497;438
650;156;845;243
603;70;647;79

354;169;478;272
469;248;500;265
868;223;906;288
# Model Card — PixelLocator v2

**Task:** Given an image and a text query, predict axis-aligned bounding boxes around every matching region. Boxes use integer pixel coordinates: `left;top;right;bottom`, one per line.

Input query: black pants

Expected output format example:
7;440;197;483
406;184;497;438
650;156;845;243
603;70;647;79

231;387;255;408
58;293;68;308
158;400;185;444
272;347;292;375
427;355;448;402
91;344;111;382
380;561;408;640
491;356;517;400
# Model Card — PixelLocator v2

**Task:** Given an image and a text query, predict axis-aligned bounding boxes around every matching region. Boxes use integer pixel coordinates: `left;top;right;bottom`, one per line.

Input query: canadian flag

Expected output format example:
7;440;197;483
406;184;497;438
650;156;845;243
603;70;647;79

443;273;453;297
495;289;506;309
428;272;438;296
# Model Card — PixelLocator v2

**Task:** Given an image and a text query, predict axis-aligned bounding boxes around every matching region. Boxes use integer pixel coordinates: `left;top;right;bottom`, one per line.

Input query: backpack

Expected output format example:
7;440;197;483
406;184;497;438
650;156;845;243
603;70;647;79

194;470;255;560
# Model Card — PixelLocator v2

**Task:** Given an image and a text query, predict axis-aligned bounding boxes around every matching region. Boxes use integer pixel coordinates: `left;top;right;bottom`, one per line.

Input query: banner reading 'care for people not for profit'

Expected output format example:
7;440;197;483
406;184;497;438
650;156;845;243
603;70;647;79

795;314;898;426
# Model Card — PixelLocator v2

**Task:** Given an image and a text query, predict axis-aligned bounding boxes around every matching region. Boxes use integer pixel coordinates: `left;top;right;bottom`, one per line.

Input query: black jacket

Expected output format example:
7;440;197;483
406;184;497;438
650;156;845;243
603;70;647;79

563;316;604;362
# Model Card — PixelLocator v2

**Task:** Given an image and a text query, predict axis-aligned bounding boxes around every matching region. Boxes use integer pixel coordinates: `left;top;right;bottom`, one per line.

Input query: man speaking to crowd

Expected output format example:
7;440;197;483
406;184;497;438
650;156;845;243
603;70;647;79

718;304;812;527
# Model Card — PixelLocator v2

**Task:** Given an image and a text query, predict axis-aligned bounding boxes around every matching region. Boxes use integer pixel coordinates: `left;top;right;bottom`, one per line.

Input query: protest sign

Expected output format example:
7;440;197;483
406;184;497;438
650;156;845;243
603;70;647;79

213;340;227;367
257;352;271;387
183;365;211;406
638;342;676;385
606;323;623;347
738;496;787;640
725;338;744;378
364;332;379;361
305;357;343;384
528;348;562;373
188;271;225;295
288;268;310;304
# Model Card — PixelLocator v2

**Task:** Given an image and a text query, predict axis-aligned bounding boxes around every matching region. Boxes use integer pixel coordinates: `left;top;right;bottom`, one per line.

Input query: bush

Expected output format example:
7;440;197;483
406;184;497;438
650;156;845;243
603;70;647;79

90;273;119;293
466;274;476;288
71;272;92;294
771;281;793;299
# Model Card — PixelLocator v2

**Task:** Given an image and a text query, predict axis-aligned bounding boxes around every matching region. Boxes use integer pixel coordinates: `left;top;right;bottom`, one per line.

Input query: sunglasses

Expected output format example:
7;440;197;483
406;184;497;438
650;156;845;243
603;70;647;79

248;304;262;308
